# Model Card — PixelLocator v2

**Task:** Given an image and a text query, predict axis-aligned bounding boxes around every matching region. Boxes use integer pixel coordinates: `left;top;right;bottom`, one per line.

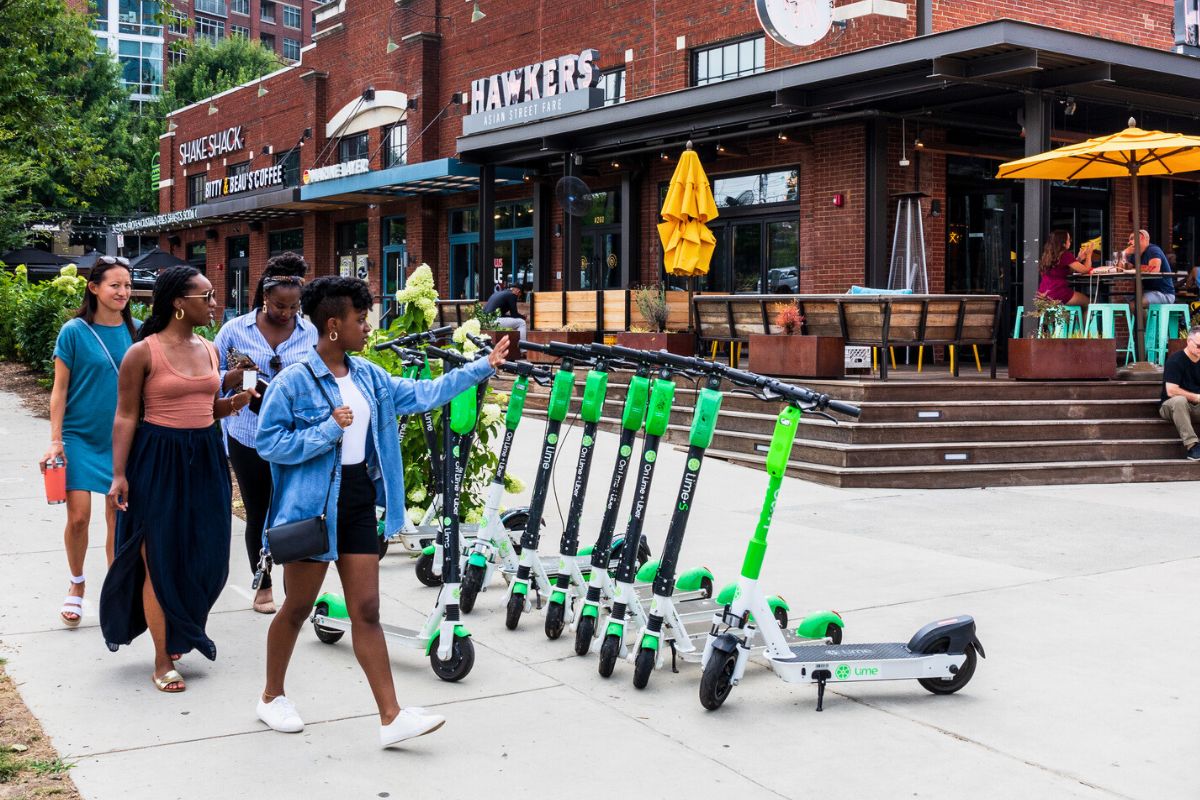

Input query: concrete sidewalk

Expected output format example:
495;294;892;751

0;390;1196;800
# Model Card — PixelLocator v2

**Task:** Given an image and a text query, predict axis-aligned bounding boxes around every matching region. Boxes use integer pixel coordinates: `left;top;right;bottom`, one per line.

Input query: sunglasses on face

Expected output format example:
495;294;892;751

182;290;216;302
97;256;130;267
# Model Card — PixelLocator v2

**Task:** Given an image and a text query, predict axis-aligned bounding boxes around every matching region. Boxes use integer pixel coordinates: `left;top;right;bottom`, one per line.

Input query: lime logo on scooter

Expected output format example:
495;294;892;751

645;450;656;463
453;445;461;457
687;458;700;471
582;435;594;447
548;433;559;445
443;517;452;527
620;445;632;457
835;664;850;679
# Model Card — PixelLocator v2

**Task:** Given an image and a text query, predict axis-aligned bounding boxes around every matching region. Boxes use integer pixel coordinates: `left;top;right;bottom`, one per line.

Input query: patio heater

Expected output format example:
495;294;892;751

887;192;929;294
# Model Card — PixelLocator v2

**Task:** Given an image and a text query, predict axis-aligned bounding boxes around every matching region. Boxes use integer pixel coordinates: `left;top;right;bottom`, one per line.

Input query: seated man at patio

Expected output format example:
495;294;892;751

1159;325;1200;460
1123;229;1174;305
483;284;526;340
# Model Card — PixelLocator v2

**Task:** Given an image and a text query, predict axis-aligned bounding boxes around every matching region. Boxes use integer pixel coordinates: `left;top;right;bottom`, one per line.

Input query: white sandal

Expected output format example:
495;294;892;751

60;574;84;628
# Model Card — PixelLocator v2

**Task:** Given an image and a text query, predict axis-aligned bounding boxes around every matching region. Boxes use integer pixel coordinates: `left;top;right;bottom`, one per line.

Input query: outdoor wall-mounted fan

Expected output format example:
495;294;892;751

555;175;593;217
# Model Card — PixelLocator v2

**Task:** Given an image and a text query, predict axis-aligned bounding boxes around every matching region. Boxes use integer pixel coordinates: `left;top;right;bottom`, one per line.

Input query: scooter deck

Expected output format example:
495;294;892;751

785;642;915;661
313;613;427;647
384;525;483;553
770;642;964;685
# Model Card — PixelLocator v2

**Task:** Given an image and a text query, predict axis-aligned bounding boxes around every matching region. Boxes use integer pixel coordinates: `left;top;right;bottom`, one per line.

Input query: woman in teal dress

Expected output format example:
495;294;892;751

41;257;139;627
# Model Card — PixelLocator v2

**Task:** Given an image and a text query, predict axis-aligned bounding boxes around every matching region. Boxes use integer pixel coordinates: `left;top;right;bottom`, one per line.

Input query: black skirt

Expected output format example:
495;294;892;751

100;422;232;660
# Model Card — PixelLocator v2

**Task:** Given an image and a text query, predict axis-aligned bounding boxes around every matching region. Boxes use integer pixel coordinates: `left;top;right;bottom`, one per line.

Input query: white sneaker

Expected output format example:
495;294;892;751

257;695;304;733
380;707;445;748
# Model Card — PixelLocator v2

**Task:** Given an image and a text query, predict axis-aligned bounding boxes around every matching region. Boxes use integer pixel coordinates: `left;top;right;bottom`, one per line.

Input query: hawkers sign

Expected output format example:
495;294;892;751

303;159;370;184
204;164;285;200
462;50;603;136
179;126;245;166
112;208;199;234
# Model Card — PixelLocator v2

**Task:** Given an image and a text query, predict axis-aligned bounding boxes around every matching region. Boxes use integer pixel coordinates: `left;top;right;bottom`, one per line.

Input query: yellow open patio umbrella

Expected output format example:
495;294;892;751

997;120;1200;364
659;143;719;330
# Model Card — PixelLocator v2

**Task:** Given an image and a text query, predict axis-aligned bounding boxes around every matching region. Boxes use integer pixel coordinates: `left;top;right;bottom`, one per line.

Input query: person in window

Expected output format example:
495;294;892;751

213;251;315;615
101;266;258;693
1036;229;1093;311
483;284;526;340
42;257;140;627
253;276;509;747
1123;229;1175;305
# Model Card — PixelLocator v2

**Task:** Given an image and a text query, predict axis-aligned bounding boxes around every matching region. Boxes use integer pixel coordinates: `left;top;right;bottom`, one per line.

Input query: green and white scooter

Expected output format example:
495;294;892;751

698;371;985;711
310;345;485;681
457;341;554;613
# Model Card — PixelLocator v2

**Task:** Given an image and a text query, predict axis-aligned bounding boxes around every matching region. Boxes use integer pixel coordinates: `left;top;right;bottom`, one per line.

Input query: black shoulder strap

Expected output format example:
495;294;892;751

303;361;341;512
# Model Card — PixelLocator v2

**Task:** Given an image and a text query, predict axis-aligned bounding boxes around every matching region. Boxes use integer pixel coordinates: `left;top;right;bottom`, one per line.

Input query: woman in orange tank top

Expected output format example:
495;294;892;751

100;267;257;693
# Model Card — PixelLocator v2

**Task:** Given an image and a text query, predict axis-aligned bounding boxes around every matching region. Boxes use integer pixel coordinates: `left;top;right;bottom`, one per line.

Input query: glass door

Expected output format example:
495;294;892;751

381;217;406;327
731;222;763;293
225;236;249;319
450;242;478;300
580;231;622;289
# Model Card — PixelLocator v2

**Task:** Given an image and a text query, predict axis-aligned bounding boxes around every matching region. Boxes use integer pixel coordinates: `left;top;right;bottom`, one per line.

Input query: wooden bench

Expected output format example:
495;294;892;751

692;294;1003;379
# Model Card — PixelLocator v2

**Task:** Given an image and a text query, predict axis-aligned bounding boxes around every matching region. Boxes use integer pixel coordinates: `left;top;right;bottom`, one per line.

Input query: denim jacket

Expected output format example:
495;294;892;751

256;347;494;561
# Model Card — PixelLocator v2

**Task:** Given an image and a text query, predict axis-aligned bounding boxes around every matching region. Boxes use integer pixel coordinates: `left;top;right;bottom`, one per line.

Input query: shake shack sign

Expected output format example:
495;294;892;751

179;126;245;166
462;50;603;135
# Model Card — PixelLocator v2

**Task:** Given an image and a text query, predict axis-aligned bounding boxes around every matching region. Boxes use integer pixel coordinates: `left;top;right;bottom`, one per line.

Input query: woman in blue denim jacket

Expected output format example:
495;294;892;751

254;277;509;748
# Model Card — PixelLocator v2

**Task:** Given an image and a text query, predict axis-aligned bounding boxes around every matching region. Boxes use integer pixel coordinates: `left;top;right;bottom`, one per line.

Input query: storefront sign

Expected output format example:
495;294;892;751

303;159;370;184
204;164;285;201
463;49;602;136
112;208;199;233
179;126;245;166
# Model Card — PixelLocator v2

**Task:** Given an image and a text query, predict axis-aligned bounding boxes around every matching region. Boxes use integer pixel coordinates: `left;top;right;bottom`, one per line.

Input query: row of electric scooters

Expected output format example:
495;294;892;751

309;328;985;712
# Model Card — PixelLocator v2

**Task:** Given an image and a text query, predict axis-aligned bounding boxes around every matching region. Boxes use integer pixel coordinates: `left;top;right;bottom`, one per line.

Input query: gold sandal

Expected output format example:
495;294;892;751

152;669;186;693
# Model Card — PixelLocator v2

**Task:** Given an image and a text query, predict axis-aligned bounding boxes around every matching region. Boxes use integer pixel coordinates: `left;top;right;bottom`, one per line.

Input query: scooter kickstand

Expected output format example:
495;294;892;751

813;669;830;712
669;640;678;674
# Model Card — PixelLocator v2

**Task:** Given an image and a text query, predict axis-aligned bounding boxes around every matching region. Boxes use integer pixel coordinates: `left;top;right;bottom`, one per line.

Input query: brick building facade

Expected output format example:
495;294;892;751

122;0;1200;332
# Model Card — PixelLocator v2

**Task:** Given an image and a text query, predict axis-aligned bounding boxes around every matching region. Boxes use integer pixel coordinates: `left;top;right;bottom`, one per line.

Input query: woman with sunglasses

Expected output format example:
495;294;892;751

100;266;257;693
42;256;139;627
213;252;315;614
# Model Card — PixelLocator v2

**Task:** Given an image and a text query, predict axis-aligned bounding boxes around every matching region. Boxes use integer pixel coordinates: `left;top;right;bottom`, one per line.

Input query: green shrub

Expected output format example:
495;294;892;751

14;270;86;375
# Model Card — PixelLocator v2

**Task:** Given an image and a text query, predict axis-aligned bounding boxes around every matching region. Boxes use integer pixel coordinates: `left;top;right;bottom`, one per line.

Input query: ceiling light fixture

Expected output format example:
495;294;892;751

470;1;485;22
776;131;788;142
660;151;670;161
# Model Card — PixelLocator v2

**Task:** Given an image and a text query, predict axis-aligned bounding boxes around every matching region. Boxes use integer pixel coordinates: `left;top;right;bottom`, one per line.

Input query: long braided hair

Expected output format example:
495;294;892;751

139;265;199;340
251;250;309;310
75;260;137;339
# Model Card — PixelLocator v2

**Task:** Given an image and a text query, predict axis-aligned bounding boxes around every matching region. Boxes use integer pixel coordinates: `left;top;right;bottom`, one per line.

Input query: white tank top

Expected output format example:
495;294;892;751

335;374;371;464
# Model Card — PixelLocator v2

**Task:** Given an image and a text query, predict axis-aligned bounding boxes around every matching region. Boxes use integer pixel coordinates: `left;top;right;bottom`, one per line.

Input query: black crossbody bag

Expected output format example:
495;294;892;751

263;363;341;564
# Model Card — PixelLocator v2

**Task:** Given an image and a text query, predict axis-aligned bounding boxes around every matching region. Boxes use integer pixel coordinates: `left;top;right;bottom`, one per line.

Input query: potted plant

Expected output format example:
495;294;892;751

1008;297;1116;380
748;302;845;378
615;285;695;356
471;302;520;356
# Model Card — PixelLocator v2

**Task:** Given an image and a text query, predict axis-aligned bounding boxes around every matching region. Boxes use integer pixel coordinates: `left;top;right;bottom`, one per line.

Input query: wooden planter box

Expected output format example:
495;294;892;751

1007;338;1117;380
614;331;695;357
524;329;595;363
748;334;845;378
481;329;520;358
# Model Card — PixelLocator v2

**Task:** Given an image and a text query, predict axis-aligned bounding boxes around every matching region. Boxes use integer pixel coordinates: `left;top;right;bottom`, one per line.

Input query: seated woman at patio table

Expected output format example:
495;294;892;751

1037;229;1094;310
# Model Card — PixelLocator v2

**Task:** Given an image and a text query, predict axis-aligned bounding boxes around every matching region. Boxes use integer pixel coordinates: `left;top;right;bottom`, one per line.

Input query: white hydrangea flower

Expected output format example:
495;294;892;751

503;473;525;494
480;402;500;426
464;509;484;525
407;485;428;504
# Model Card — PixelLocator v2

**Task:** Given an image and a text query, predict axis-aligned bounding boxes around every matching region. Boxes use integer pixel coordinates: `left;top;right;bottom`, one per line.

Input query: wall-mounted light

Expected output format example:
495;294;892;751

610;160;621;169
387;37;400;53
716;142;726;154
471;1;485;22
362;86;376;102
659;151;670;162
776;131;788;142
207;102;219;116
406;98;419;110
257;81;269;98
914;137;924;150
167;120;178;132
930;199;942;217
554;223;562;238
451;91;467;104
522;172;532;183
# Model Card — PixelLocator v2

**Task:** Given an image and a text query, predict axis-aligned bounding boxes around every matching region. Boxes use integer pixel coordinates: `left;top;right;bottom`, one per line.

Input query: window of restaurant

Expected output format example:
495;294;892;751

580;190;621;289
385;124;407;167
186;173;206;207
692;35;765;87
268;228;303;256
338;132;369;164
448;200;533;299
602;69;625;106
335;219;369;280
186;242;207;273
661;168;799;293
276;149;300;186
946;157;1021;301
381;216;406;326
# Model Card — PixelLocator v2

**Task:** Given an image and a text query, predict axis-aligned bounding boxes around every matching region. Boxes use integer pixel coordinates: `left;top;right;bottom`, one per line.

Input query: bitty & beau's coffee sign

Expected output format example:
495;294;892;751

462;49;603;136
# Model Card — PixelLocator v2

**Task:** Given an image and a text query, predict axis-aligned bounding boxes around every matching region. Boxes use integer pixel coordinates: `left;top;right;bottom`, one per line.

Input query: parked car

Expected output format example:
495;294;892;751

767;266;798;293
131;268;157;291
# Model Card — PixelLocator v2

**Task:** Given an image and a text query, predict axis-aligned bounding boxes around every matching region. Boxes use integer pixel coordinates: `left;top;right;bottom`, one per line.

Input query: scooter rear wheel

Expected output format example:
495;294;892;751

632;648;655;689
598;634;621;678
415;552;441;587
574;614;596;656
312;602;344;645
699;648;738;710
917;640;977;695
544;601;566;640
459;564;484;614
429;636;475;682
826;622;843;645
505;593;525;630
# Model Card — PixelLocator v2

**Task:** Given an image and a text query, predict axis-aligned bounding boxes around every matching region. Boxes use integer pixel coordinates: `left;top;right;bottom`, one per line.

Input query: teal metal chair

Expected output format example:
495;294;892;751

1084;303;1135;365
1145;303;1191;365
1013;304;1083;338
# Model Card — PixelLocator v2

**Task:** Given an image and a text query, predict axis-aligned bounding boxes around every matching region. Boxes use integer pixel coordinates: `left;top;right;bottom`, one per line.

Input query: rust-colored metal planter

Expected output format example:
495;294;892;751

614;331;695;357
481;329;520;358
1007;338;1117;380
524;330;595;363
748;334;845;378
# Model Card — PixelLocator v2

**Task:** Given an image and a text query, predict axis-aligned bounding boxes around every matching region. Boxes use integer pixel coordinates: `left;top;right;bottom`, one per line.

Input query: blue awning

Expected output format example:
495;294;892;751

299;157;525;202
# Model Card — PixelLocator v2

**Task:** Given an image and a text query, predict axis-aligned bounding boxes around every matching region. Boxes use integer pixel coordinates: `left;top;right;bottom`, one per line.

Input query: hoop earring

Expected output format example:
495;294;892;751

329;330;339;342
175;308;185;320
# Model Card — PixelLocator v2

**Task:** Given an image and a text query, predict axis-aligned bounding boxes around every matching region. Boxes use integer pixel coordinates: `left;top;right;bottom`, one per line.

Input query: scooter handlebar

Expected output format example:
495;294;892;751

546;340;594;359
518;339;550;353
423;344;475;366
372;325;454;351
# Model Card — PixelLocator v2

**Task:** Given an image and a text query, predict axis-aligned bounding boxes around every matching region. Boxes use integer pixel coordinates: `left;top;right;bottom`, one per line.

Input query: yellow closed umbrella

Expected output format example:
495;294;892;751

658;144;719;278
998;121;1200;364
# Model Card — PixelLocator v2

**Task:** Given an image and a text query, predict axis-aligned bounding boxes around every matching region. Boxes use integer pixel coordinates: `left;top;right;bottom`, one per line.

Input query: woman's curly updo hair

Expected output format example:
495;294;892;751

251;250;309;310
301;276;373;334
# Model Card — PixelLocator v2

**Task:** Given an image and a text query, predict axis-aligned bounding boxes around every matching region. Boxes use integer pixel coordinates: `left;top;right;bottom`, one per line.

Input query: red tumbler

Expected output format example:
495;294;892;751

43;456;66;505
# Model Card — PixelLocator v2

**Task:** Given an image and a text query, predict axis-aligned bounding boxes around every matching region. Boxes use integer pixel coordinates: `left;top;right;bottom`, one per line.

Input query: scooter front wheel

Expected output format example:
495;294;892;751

459;564;485;614
917;641;977;695
544;601;566;640
574;615;596;656
699;649;738;710
598;634;621;678
429;636;475;682
505;593;525;630
415;552;441;587
632;648;655;690
312;602;344;645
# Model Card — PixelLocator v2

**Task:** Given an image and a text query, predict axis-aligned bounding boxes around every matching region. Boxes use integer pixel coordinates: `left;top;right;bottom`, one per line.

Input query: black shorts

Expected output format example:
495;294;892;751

334;462;380;556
